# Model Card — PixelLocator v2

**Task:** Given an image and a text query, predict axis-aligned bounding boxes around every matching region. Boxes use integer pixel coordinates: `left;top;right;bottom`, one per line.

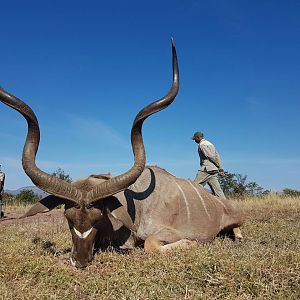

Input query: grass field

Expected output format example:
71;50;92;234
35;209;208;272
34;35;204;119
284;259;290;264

0;195;299;299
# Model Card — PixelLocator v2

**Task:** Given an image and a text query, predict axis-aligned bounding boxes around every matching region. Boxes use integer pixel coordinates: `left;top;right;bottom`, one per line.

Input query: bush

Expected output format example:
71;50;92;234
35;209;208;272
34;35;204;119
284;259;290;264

3;190;40;206
52;168;72;183
2;193;19;206
15;190;40;205
282;188;300;197
219;172;270;198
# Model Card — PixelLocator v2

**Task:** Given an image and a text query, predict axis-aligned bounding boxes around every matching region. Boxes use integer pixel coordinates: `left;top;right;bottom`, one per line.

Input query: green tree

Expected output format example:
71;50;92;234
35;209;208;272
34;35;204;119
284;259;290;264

1;192;19;206
15;189;40;205
52;168;72;183
219;172;236;195
219;171;269;198
2;192;15;205
282;188;300;197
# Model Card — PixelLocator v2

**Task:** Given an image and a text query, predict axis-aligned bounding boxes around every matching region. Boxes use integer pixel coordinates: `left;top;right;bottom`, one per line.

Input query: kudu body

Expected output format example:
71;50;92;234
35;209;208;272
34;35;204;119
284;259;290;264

0;41;243;268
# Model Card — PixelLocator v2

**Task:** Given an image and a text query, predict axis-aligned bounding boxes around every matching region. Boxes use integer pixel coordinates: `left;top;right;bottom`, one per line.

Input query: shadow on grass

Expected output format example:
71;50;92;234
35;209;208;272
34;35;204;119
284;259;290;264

32;237;71;256
31;236;142;258
216;228;236;241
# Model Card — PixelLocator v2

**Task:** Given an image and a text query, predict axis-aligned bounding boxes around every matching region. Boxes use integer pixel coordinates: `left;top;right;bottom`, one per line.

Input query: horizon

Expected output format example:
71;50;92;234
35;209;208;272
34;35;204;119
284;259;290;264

1;1;300;191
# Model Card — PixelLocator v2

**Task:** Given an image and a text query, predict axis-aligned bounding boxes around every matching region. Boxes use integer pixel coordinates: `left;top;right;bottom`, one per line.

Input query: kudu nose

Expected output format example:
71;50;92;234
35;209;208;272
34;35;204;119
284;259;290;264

70;256;88;269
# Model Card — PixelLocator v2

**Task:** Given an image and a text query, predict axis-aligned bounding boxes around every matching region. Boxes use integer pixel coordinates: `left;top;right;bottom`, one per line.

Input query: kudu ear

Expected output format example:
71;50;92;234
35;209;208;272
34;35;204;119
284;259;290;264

20;195;65;218
107;205;137;233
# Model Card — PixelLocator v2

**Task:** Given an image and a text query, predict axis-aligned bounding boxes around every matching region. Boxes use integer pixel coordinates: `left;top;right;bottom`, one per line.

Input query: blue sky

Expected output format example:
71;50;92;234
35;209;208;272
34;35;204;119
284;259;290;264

1;0;300;191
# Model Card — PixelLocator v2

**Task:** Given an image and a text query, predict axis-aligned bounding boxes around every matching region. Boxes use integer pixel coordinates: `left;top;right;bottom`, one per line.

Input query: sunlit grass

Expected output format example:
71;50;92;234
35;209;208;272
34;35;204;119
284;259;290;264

0;196;299;299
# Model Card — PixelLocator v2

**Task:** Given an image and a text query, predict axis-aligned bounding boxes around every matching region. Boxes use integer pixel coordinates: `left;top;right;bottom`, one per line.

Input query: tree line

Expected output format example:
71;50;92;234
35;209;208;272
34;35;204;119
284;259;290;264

219;171;300;198
3;168;72;205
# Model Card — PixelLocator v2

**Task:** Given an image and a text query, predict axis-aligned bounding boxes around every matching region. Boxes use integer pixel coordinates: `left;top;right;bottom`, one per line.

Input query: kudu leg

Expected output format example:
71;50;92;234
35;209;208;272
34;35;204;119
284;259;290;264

233;227;243;241
144;235;197;253
144;229;197;253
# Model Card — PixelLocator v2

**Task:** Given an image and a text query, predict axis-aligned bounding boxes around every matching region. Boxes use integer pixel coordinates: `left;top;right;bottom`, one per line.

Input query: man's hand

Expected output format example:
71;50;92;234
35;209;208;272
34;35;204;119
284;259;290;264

219;169;225;177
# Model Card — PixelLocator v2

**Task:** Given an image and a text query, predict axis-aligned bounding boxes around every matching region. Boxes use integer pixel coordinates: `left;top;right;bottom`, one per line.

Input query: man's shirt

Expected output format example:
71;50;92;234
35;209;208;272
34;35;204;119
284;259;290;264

0;172;5;182
0;172;4;193
198;139;223;172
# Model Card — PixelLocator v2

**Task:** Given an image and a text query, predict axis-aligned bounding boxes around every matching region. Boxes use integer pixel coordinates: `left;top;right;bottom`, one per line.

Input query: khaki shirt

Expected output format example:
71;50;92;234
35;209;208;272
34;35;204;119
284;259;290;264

198;139;223;172
0;172;4;193
0;172;4;183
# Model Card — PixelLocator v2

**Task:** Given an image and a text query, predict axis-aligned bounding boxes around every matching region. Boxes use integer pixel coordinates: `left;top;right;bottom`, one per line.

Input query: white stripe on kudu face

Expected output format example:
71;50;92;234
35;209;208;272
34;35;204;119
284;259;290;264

73;227;93;239
70;256;76;267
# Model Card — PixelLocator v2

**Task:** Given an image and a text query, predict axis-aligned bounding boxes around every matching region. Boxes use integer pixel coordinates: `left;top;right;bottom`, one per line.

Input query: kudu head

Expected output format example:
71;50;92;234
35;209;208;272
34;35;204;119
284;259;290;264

0;40;179;268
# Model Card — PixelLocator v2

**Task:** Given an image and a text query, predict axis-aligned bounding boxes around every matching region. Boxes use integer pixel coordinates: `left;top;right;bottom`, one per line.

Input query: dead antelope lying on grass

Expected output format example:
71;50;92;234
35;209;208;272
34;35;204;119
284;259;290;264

0;40;243;268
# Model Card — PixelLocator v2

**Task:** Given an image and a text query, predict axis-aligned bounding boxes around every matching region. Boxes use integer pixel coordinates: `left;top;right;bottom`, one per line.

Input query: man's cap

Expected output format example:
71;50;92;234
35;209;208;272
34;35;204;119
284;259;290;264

192;131;204;140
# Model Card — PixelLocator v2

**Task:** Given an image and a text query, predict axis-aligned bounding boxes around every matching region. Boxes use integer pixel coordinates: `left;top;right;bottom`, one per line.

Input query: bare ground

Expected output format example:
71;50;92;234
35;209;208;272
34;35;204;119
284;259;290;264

0;209;65;227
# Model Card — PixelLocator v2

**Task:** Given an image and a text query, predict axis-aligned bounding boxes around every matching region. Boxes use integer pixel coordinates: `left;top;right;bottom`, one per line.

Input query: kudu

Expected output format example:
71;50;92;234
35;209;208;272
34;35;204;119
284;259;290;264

0;41;243;268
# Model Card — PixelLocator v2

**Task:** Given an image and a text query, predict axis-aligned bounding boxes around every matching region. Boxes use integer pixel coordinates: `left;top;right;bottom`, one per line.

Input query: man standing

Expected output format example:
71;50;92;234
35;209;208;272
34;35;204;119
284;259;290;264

0;165;5;218
192;132;226;199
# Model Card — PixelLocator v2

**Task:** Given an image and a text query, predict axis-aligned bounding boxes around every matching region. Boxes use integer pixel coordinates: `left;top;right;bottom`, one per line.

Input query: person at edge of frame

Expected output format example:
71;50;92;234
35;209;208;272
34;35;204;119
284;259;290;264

0;165;6;218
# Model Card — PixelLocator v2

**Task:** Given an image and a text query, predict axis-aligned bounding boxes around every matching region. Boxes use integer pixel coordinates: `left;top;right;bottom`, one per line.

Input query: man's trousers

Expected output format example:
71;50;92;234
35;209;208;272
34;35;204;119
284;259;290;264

194;170;226;199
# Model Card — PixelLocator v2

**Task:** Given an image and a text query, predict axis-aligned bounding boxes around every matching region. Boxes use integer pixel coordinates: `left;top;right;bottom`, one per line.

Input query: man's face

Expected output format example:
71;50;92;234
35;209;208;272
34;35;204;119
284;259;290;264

194;136;202;144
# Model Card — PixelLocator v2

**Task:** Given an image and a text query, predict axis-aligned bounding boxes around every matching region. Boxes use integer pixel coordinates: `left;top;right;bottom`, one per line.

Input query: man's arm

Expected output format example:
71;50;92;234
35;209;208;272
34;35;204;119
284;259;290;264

200;144;224;175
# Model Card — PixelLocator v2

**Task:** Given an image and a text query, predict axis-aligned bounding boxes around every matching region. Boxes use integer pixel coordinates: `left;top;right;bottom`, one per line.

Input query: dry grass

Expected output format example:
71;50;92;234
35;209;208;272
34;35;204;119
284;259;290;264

0;195;299;299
